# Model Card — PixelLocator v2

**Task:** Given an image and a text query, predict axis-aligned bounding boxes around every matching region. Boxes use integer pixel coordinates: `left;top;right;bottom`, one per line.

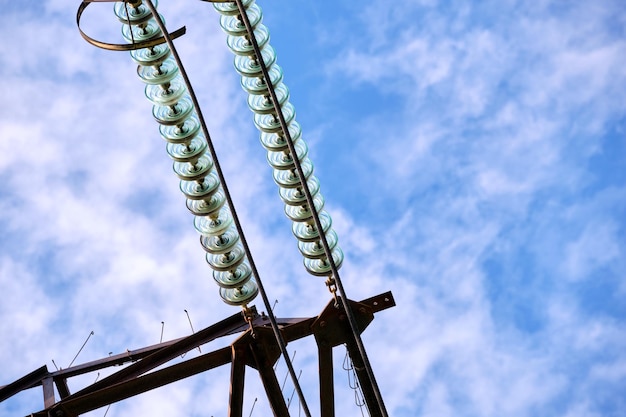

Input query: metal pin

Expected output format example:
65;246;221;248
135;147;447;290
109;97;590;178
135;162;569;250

160;321;165;343
286;370;303;409
184;310;201;353
279;350;297;388
68;331;94;368
248;397;257;417
51;359;59;371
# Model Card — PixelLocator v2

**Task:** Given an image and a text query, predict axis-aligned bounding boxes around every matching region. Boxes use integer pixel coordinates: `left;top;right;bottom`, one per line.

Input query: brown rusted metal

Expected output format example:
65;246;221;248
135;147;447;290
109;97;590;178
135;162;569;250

229;345;247;417
4;292;395;417
317;341;335;417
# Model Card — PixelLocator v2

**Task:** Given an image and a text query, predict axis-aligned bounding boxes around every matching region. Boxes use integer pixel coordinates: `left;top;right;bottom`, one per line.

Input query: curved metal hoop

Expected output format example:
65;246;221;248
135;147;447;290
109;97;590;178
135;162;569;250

76;0;186;51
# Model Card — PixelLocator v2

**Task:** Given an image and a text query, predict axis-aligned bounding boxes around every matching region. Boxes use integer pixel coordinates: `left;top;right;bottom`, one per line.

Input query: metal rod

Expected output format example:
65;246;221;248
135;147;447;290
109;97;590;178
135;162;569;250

141;2;311;416
231;1;388;415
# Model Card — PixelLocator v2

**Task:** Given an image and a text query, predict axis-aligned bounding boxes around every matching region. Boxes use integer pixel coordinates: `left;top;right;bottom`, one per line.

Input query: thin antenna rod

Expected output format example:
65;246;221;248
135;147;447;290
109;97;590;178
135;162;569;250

141;3;312;416
184;310;201;353
68;331;94;368
248;397;258;417
231;1;388;415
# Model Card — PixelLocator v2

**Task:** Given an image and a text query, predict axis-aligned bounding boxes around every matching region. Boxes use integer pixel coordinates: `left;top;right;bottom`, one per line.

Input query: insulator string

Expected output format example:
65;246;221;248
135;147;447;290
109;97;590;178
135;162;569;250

223;1;388;415
113;0;259;307
139;2;311;415
213;0;344;278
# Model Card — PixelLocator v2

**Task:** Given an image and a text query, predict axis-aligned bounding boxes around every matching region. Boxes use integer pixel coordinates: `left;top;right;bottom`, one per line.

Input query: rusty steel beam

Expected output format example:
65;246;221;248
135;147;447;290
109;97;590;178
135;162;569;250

229;345;247;417
0;366;49;403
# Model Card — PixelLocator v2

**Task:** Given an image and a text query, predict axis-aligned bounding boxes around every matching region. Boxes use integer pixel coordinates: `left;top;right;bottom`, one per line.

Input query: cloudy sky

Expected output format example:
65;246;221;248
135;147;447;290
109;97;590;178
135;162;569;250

1;0;625;416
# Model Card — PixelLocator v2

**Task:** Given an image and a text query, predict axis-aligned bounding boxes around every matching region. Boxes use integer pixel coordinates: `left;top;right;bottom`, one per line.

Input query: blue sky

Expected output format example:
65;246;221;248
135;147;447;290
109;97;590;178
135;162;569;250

1;0;625;416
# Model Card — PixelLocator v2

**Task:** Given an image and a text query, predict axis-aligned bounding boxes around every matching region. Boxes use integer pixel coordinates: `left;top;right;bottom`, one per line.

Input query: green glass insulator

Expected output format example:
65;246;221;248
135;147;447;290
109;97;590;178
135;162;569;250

292;211;332;243
298;229;338;260
266;139;308;170
137;58;179;85
114;0;158;24
284;194;325;222
253;102;295;133
279;176;320;206
194;207;234;236
227;24;269;57
220;280;259;306
213;0;254;16
172;154;213;181
160;116;201;145
121;20;163;44
248;83;289;115
260;121;300;153
206;245;245;271
303;247;344;277
213;262;253;289
219;5;262;36
272;158;313;188
233;45;276;78
152;96;194;125
200;226;240;254
145;78;186;106
166;137;207;163
240;65;283;95
130;44;170;67
179;172;220;200
186;190;226;217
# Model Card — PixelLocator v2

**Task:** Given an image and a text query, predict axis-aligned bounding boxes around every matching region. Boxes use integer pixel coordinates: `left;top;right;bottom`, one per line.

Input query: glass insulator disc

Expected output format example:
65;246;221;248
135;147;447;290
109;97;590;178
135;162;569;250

292;211;332;243
146;78;186;107
114;0;157;24
220;280;259;306
160;115;200;144
267;137;308;170
206;244;245;272
284;193;324;222
273;158;313;188
227;24;269;57
298;229;339;260
180;172;220;200
173;154;213;181
213;0;254;16
260;119;300;152
279;176;320;206
234;45;276;78
131;44;170;67
187;190;226;217
194;207;234;237
166;137;207;163
248;83;289;115
219;4;262;36
153;96;193;125
122;19;164;44
138;58;179;85
200;226;240;255
241;65;283;95
213;262;252;289
253;101;294;134
303;246;344;277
